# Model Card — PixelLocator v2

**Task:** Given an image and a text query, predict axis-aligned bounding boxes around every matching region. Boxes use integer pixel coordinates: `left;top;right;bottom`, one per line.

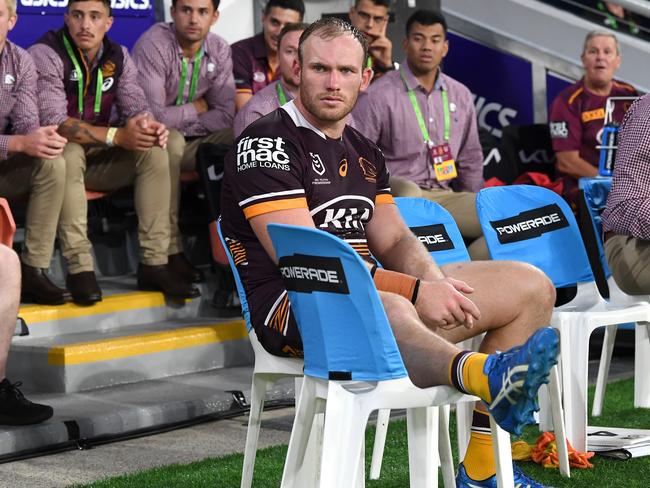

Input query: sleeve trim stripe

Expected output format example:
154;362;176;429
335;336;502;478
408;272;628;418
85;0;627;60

239;189;306;207
243;198;308;219
376;194;395;205
236;88;253;94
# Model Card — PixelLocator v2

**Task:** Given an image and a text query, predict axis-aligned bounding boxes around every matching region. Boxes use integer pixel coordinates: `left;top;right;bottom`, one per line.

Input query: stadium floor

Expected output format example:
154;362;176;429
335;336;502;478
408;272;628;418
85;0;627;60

0;356;634;487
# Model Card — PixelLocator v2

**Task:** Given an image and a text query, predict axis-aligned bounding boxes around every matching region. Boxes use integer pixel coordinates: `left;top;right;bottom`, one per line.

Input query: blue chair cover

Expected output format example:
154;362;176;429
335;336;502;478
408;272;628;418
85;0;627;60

267;224;408;382
217;219;252;330
579;177;613;279
395;197;470;265
476;185;594;288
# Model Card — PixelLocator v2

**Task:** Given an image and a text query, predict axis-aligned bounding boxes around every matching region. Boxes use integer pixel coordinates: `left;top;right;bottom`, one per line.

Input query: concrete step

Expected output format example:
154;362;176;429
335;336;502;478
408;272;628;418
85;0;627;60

0;367;295;461
18;289;202;339
7;317;251;393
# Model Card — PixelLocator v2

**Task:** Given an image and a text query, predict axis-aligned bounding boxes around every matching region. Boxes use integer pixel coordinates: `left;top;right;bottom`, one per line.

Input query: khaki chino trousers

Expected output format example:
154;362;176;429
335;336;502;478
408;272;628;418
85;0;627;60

59;143;174;274
605;234;650;295
0;154;66;268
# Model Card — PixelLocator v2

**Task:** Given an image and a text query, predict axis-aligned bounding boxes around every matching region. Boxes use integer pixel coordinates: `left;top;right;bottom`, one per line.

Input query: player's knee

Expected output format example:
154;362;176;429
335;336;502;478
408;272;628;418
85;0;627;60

380;291;416;323
513;261;555;313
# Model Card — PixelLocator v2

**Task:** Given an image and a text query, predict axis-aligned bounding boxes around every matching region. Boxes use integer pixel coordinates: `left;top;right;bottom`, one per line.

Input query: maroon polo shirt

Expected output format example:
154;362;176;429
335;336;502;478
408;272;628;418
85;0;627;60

549;77;637;166
232;32;276;96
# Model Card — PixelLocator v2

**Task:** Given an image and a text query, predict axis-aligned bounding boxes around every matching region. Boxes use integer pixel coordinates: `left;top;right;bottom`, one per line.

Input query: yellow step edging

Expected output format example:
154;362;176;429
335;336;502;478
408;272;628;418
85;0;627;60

19;292;169;325
48;320;247;365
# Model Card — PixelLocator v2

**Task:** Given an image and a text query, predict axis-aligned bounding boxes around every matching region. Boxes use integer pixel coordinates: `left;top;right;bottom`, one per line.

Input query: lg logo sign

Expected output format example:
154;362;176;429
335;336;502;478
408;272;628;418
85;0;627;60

473;94;518;138
20;0;150;9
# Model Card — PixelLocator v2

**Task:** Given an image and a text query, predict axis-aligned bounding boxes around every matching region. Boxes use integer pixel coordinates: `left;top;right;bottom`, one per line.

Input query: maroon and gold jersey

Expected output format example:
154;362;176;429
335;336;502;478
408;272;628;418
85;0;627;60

549;77;637;166
221;101;394;356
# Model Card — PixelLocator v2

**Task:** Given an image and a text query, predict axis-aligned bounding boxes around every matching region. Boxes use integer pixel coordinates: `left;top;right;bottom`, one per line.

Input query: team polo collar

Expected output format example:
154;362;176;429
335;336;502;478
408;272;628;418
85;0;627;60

400;61;447;93
282;100;327;140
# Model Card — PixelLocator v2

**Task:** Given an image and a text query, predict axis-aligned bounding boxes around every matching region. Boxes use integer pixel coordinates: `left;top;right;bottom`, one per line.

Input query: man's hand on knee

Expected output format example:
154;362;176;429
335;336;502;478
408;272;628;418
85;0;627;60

415;277;481;330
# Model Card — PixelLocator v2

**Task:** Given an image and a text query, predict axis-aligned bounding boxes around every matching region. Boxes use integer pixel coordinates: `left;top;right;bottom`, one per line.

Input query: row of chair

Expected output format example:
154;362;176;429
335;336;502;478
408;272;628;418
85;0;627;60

219;183;649;486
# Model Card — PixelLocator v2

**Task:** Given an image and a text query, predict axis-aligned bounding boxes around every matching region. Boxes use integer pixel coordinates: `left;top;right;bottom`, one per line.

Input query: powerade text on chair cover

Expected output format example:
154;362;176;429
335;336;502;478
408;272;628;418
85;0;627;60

476;185;593;288
395;197;470;265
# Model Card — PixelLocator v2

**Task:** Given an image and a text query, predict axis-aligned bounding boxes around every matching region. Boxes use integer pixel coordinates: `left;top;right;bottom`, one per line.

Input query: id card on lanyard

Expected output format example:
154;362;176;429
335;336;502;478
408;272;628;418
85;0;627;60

63;35;103;118
400;70;457;181
176;48;203;106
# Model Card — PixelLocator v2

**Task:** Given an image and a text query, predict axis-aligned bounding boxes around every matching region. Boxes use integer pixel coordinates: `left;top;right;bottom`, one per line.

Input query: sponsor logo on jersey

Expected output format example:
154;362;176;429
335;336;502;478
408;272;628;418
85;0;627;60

101;77;114;92
310;152;325;176
279;255;349;294
581;108;605;123
319;207;371;230
489;204;569;244
339;159;348;177
252;71;265;83
411;224;454;252
236;136;290;172
19;0;150;9
358;157;377;183
549;121;568;139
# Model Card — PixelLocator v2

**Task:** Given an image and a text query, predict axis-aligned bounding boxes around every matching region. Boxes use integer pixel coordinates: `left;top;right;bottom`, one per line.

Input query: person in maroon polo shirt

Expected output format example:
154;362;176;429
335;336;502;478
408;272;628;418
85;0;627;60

231;0;304;111
549;30;637;204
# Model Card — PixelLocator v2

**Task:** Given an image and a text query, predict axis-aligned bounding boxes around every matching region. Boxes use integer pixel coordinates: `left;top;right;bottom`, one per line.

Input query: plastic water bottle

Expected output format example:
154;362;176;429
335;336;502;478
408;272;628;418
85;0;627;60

598;124;619;176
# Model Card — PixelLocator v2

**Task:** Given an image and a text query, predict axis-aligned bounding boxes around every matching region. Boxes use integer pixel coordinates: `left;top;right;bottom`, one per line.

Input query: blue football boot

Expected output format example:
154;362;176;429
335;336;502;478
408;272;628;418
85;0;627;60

484;327;559;436
456;462;555;488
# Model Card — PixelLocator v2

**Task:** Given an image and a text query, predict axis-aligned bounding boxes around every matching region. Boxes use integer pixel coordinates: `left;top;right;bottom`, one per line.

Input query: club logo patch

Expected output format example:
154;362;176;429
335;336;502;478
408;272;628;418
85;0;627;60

358;157;377;183
101;61;116;77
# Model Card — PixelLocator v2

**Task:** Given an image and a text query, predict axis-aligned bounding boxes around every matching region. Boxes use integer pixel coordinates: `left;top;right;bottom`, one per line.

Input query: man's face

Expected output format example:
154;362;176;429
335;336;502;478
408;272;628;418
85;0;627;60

403;22;448;75
171;0;219;46
295;33;372;124
278;29;302;87
0;0;17;49
65;1;113;53
581;35;620;87
348;0;389;41
262;6;302;54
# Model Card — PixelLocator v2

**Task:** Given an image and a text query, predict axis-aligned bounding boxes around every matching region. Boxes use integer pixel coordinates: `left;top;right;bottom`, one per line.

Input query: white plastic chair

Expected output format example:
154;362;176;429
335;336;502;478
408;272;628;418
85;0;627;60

218;221;370;487
579;177;650;418
477;185;650;452
268;223;517;488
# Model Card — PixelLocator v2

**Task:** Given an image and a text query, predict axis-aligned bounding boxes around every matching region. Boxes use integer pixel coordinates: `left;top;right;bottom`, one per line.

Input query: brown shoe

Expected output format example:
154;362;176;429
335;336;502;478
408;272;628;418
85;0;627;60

137;264;201;299
168;253;205;283
20;264;71;305
66;271;102;306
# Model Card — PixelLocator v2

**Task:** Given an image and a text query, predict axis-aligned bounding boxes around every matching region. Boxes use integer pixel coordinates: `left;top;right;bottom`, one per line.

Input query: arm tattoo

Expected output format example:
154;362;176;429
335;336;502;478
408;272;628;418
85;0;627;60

59;119;104;145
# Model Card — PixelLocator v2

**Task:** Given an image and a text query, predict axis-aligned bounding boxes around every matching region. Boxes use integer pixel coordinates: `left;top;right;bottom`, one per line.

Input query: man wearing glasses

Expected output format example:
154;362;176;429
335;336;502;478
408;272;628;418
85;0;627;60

348;0;395;78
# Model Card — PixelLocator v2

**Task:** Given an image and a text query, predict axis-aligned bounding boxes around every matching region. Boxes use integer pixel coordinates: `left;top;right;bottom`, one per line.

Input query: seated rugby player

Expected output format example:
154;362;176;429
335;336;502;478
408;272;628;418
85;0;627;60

221;18;559;488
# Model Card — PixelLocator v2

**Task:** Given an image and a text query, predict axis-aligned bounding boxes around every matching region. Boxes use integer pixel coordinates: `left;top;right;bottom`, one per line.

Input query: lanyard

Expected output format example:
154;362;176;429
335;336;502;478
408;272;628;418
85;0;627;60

63;35;103;118
276;82;287;105
400;69;450;144
176;48;203;106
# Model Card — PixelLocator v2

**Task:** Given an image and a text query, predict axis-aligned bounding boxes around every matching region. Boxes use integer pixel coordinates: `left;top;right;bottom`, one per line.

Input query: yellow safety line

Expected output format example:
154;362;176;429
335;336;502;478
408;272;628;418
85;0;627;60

47;320;247;365
19;292;169;325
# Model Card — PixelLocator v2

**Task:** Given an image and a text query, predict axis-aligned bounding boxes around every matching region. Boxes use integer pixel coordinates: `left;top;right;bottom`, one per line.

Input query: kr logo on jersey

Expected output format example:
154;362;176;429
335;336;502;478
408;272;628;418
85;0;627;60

310;152;325;176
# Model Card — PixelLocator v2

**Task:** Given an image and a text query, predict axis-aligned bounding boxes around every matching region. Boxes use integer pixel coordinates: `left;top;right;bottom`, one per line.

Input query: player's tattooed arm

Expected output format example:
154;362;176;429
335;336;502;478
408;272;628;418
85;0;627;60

58;118;107;145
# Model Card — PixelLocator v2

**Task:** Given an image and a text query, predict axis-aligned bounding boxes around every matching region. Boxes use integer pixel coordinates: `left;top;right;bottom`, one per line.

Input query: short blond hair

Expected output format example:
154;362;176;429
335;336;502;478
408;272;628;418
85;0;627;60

5;0;16;16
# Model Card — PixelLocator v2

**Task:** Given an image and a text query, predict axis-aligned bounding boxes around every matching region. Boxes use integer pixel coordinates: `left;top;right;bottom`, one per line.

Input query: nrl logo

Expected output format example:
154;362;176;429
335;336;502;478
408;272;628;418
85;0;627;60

310;152;325;176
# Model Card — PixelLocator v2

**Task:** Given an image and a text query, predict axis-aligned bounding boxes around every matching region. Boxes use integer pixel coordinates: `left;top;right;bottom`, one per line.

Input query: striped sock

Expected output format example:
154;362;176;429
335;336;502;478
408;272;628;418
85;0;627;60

449;351;491;403
463;409;496;481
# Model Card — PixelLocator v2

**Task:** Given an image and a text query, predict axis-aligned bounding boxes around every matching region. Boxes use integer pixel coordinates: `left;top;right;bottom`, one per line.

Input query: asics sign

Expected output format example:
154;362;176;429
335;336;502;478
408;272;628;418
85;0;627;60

410;224;454;252
279;255;349;294
490;204;569;244
19;0;151;9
